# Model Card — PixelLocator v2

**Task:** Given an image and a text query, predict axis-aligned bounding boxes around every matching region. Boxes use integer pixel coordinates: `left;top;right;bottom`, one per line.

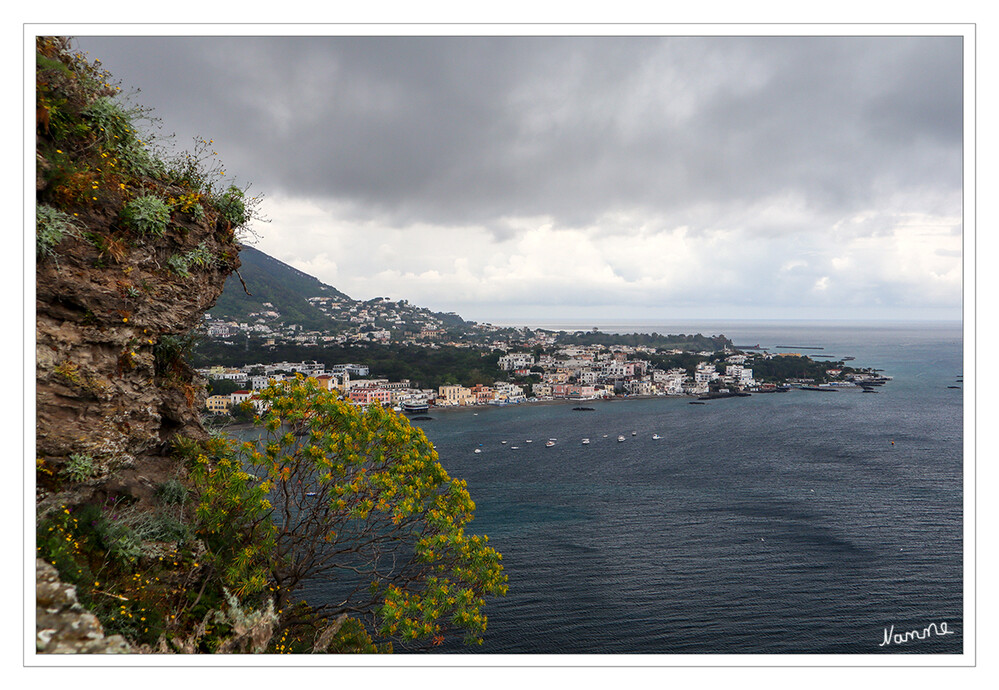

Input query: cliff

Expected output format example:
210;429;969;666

34;38;258;654
35;37;245;515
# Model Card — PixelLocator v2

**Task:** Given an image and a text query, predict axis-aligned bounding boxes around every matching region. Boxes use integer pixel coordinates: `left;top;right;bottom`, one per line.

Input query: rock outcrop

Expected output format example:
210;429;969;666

35;37;243;515
35;201;240;510
36;559;132;653
34;37;247;655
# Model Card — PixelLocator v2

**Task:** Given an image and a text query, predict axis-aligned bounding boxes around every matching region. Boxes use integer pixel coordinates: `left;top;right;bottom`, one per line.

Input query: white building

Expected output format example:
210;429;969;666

694;362;719;384
493;381;526;401
725;365;755;386
330;363;370;377
498;353;535;371
251;374;285;390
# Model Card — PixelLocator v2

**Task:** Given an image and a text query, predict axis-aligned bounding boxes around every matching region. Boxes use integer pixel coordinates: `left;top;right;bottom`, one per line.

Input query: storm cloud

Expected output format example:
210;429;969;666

73;34;964;321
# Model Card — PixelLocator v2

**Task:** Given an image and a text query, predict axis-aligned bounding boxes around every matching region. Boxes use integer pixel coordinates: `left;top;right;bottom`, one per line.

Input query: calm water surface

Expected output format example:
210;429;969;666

309;321;965;654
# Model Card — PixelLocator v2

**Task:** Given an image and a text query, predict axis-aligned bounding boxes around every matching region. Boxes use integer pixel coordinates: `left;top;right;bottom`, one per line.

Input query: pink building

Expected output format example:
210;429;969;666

349;388;392;406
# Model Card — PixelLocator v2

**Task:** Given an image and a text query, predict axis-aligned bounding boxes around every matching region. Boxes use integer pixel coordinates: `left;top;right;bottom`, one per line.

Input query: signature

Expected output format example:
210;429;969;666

879;621;955;647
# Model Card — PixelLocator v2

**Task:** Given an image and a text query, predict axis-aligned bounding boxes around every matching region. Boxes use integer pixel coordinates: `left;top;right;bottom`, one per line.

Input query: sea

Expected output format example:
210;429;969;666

292;320;967;656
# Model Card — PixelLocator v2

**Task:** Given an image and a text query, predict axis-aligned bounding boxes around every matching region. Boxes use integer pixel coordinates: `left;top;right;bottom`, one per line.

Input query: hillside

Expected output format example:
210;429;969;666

203;245;477;342
211;245;349;331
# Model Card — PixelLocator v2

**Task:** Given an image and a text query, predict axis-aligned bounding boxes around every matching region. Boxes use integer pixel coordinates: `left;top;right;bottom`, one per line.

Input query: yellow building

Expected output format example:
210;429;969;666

205;395;233;414
437;384;473;406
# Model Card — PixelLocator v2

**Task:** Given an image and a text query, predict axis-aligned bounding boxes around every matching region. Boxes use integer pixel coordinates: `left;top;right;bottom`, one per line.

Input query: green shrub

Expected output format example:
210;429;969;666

83;96;164;178
154;332;199;378
121;194;171;237
83;97;131;147
193;377;508;646
155;478;189;505
173;192;205;221
62;453;95;482
167;254;192;277
36;505;93;586
214;185;249;228
100;521;144;564
168;242;216;277
36;204;81;258
132;512;192;543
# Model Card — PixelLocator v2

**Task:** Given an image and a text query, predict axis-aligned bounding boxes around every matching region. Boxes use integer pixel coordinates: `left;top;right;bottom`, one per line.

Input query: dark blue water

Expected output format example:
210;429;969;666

403;320;964;654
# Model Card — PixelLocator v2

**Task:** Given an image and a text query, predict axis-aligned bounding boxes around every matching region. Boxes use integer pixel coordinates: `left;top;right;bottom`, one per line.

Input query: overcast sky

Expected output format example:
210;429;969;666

72;33;965;323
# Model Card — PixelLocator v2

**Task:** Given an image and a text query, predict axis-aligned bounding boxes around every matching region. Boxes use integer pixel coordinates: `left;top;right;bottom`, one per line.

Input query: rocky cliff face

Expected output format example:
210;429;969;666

35;202;239;510
35;36;244;514
34;36;259;656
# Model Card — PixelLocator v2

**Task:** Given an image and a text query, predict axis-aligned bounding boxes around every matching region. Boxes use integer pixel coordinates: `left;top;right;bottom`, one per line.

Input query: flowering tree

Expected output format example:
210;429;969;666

193;376;507;648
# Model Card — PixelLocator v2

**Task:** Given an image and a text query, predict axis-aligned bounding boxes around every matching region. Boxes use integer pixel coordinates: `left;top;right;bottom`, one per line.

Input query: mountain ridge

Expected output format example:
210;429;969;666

207;244;475;340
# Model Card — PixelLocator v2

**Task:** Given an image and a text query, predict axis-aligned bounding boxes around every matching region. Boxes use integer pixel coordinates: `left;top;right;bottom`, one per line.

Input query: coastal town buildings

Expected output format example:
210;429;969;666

197;335;868;418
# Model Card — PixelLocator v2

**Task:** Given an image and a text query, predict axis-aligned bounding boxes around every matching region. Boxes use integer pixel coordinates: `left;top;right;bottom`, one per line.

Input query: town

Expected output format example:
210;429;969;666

197;341;890;419
200;294;536;349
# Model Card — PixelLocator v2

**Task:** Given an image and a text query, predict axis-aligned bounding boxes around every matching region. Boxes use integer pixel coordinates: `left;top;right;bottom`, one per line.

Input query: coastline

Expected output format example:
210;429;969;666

218;387;823;429
402;393;698;416
218;394;667;429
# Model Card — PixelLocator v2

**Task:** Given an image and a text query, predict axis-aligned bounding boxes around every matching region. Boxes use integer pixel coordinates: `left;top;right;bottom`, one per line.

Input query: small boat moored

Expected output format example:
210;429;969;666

617;435;626;442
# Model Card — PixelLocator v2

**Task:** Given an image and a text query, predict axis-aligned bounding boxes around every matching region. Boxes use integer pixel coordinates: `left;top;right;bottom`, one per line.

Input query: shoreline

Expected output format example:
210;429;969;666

217;394;676;430
402;393;704;416
215;384;857;429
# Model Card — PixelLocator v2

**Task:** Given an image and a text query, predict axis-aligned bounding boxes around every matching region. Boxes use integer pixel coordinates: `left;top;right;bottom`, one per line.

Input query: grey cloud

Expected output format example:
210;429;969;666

76;35;962;236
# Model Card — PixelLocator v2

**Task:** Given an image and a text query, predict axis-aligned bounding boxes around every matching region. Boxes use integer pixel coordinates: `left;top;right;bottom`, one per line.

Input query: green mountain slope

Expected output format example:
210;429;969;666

211;245;349;330
209;245;477;337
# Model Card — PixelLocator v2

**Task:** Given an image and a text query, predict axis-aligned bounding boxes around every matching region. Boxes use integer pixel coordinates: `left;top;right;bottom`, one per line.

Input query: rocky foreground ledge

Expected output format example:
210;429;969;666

35;559;131;654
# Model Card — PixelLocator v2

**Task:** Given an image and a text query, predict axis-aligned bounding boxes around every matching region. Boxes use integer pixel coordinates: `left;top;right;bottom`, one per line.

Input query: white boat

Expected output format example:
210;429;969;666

617;435;626;442
582;438;590;445
526;439;533;443
652;434;661;440
545;440;556;447
501;440;507;445
474;448;481;454
401;400;429;414
631;431;637;436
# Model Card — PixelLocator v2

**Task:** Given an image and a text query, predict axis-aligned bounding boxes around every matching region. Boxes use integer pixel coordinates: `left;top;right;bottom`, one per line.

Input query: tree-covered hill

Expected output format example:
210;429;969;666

211;245;350;331
208;245;477;336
